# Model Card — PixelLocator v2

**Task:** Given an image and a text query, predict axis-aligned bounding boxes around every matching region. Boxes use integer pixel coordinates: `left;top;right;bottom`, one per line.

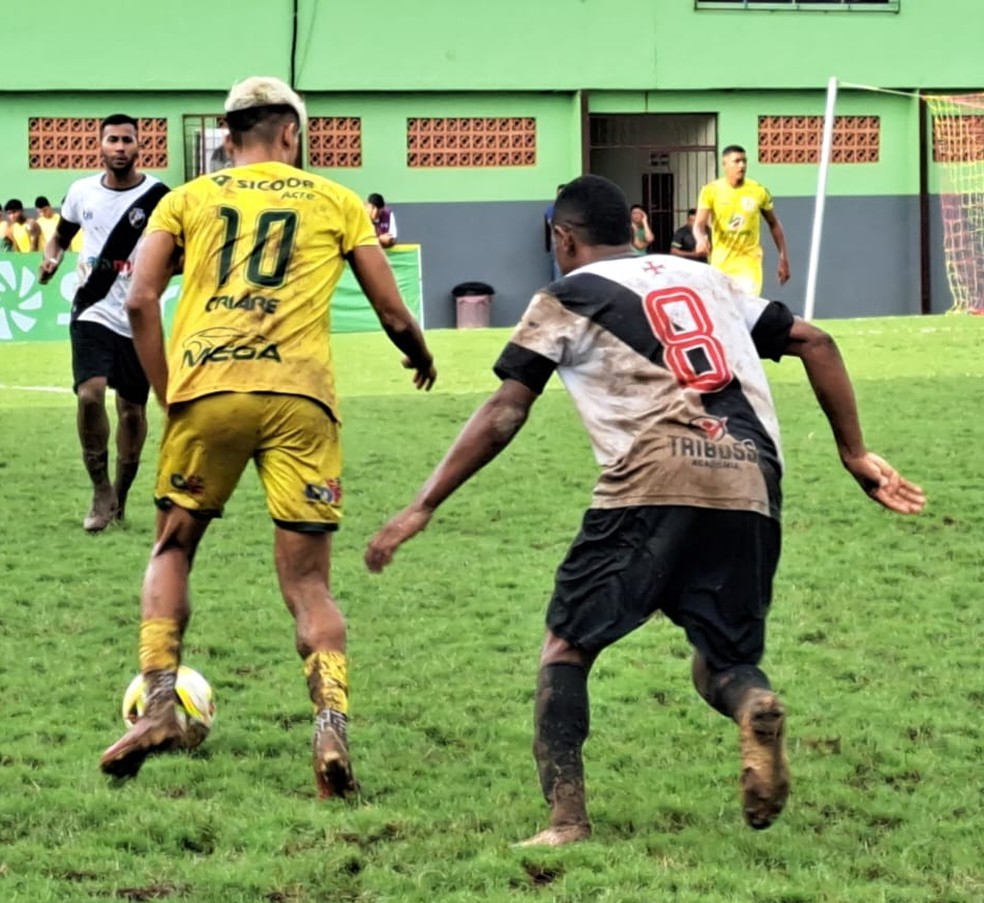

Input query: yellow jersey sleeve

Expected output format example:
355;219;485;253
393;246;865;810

697;182;715;211
341;190;379;254
758;184;774;213
146;189;186;247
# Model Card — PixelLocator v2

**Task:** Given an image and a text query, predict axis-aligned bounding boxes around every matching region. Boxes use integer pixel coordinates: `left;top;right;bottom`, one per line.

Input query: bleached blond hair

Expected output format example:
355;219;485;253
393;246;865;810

224;76;308;133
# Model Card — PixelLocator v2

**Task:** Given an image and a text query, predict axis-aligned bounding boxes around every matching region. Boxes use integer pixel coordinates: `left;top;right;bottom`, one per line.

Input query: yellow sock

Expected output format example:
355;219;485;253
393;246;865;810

304;651;349;714
139;618;182;674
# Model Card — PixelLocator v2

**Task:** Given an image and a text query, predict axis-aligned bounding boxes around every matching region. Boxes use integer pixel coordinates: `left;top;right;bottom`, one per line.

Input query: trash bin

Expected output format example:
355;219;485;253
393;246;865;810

452;281;494;329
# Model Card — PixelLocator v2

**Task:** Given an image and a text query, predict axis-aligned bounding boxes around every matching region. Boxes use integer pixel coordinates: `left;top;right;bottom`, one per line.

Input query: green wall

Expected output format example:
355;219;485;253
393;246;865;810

0;92;225;205
6;1;983;93
0;92;579;206
591;89;923;198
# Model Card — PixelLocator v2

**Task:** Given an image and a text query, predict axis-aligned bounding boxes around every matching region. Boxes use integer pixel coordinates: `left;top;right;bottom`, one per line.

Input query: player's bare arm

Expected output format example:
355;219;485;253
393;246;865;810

126;230;177;408
763;208;790;285
693;207;712;257
365;378;538;572
783;317;925;514
38;218;81;284
347;243;436;390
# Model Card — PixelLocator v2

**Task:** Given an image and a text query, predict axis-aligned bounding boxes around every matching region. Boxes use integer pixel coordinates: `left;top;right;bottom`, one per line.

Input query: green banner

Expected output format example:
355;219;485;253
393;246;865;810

0;246;422;343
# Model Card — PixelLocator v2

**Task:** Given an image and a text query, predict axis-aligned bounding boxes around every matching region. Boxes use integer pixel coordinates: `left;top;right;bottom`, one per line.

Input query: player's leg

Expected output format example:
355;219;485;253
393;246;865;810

71;321;123;531
519;630;595;847
256;394;354;799
274;528;356;799
110;334;151;522
520;506;677;847
100;394;253;778
674;509;788;829
100;506;210;777
113;395;147;522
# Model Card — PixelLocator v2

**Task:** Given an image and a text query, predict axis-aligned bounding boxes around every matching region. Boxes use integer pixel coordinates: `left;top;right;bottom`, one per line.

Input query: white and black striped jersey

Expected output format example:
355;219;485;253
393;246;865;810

61;174;168;337
494;254;795;520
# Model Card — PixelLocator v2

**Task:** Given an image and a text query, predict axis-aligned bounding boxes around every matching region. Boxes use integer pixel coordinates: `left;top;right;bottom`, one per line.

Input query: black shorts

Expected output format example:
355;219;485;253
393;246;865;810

70;319;150;406
546;505;781;671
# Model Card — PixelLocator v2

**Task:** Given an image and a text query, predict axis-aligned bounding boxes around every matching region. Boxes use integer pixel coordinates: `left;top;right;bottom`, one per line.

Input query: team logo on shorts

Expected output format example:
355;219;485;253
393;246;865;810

305;479;342;505
128;207;147;229
690;415;729;441
171;473;205;494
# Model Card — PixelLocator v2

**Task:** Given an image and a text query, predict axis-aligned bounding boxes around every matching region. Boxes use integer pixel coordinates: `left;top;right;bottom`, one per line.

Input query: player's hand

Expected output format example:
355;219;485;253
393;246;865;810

777;257;790;285
365;503;433;573
842;451;925;514
403;355;437;391
39;256;60;285
695;237;711;257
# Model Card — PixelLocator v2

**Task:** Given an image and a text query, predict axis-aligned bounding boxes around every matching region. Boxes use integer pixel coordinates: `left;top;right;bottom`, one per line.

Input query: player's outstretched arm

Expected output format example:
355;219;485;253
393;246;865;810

348;244;436;390
126;230;178;408
365;378;538;572
763;208;790;285
693;206;712;258
38;218;81;284
783;317;925;515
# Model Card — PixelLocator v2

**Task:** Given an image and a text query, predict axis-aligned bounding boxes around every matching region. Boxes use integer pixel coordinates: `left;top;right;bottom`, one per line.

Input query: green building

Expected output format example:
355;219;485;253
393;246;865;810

4;0;981;326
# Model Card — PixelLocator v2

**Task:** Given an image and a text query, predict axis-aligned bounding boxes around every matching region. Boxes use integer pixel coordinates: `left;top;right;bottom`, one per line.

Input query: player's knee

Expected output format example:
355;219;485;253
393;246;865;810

77;381;106;409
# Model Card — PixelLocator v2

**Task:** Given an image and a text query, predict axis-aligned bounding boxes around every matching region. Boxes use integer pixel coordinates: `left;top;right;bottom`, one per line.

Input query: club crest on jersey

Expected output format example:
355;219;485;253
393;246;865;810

305;479;342;505
690;415;729;441
742;196;757;211
128;207;147;229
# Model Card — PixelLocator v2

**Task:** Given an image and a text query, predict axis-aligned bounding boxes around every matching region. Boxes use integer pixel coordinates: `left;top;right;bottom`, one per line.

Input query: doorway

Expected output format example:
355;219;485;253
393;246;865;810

589;114;717;252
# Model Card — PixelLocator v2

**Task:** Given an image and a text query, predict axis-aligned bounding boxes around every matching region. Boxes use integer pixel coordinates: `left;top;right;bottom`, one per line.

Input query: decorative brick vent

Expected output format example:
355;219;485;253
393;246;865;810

932;114;984;163
307;117;362;168
407;117;536;168
758;115;880;163
29;117;168;169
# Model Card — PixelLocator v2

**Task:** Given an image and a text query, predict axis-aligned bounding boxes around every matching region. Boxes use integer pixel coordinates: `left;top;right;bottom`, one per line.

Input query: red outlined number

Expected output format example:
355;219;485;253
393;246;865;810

642;286;732;392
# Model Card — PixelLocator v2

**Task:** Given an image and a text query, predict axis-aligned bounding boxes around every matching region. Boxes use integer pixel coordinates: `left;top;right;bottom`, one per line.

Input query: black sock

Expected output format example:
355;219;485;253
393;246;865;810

707;664;771;718
533;662;590;805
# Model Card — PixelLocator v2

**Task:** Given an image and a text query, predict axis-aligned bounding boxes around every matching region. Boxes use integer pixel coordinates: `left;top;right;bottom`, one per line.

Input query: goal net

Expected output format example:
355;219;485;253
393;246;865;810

924;93;984;314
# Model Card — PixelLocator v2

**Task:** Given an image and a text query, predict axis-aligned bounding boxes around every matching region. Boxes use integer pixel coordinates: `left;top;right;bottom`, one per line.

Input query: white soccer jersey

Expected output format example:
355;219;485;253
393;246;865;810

494;255;795;520
61;174;167;336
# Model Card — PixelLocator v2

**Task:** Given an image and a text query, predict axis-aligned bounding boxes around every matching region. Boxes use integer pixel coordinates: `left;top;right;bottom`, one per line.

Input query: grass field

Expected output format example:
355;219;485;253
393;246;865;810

0;316;982;902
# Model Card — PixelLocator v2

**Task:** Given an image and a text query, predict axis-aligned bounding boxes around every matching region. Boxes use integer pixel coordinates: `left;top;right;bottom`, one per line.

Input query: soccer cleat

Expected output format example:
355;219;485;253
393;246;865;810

99;711;186;779
83;491;119;533
312;710;358;800
515;823;592;847
738;689;790;830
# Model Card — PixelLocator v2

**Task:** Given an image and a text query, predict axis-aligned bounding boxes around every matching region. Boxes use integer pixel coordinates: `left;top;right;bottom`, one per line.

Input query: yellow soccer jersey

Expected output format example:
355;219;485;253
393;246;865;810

697;177;773;285
147;162;378;412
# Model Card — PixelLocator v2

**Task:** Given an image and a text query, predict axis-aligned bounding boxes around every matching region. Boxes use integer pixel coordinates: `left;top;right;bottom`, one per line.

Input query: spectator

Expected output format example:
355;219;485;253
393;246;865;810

669;208;708;263
629;205;654;255
2;199;41;253
694;145;790;295
35;196;61;246
366;192;397;248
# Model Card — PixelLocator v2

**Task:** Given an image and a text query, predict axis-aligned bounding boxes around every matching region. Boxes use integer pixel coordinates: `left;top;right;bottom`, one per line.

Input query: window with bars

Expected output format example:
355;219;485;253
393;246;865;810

407;117;536;168
183;115;231;181
758;115;880;163
28;117;168;170
696;1;898;10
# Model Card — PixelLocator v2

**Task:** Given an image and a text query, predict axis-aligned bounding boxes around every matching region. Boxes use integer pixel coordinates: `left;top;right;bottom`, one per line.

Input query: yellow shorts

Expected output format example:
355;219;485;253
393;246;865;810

718;263;763;297
155;392;342;531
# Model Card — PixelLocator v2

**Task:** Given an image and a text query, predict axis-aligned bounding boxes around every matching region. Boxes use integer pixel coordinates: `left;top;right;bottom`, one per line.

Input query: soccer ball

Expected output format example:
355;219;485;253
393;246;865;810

122;665;216;750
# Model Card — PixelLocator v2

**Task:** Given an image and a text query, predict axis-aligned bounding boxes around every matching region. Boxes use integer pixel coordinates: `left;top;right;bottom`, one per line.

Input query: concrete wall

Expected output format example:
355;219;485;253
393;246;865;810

408;193;954;329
